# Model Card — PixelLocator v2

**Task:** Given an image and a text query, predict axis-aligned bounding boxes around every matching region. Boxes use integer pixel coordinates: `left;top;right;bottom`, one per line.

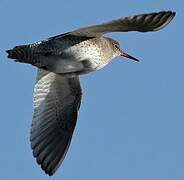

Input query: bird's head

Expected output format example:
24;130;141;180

109;38;139;62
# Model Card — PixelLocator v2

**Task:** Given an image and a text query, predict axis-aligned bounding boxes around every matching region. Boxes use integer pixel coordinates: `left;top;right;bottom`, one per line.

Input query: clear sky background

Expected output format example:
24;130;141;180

0;1;183;180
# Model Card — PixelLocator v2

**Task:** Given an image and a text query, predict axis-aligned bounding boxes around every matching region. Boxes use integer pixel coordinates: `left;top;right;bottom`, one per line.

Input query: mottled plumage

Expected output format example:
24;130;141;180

6;11;175;176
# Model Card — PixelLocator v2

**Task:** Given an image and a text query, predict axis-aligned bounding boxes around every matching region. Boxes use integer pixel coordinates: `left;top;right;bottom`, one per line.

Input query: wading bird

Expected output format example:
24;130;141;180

6;11;175;176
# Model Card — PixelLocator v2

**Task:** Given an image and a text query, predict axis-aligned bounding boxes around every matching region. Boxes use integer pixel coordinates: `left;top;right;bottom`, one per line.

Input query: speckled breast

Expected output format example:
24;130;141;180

61;37;114;71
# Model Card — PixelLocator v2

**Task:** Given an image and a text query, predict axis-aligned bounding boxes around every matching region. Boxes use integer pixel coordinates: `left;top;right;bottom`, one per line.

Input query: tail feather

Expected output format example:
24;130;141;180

6;41;54;68
6;45;35;61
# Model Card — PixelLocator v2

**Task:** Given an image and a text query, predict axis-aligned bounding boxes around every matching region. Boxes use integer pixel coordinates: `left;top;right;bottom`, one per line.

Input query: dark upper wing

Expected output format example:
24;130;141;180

71;11;175;37
30;69;82;176
49;11;175;40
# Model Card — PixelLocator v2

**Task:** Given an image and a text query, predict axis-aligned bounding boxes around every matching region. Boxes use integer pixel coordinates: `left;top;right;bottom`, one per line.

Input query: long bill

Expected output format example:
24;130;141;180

120;51;139;62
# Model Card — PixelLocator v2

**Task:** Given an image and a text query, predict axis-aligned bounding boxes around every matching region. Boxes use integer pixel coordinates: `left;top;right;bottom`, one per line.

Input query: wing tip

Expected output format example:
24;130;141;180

166;10;176;18
41;166;55;176
139;10;176;32
44;167;58;176
153;10;176;31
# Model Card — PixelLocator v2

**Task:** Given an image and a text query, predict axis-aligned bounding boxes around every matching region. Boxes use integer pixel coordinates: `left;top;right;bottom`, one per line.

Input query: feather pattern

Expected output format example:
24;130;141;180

49;11;175;39
30;68;82;176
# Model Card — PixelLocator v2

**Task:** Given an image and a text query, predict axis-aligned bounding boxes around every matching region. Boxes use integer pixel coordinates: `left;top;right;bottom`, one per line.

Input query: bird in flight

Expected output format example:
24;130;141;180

6;11;175;176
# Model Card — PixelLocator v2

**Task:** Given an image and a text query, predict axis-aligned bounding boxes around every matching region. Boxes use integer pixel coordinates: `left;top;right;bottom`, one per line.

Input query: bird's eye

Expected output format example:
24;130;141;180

114;44;119;49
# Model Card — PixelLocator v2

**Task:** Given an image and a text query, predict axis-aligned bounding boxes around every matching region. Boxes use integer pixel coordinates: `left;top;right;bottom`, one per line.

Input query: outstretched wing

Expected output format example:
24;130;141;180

30;69;82;176
49;11;175;40
71;11;175;37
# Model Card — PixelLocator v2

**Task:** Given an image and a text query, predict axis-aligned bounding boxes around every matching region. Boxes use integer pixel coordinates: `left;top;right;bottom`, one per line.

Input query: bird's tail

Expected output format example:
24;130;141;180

6;44;38;64
6;43;43;65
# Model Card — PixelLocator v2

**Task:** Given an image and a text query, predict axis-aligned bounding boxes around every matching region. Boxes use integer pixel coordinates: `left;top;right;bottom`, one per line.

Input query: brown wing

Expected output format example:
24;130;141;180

30;69;82;176
49;11;175;40
71;11;175;37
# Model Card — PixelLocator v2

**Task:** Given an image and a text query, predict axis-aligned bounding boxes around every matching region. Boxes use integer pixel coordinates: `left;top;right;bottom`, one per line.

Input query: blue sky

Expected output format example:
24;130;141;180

0;1;183;180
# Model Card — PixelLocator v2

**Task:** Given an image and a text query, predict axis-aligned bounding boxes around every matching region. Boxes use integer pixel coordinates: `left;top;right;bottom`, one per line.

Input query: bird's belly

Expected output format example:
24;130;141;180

63;44;101;61
45;41;112;75
50;57;109;75
61;44;111;70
